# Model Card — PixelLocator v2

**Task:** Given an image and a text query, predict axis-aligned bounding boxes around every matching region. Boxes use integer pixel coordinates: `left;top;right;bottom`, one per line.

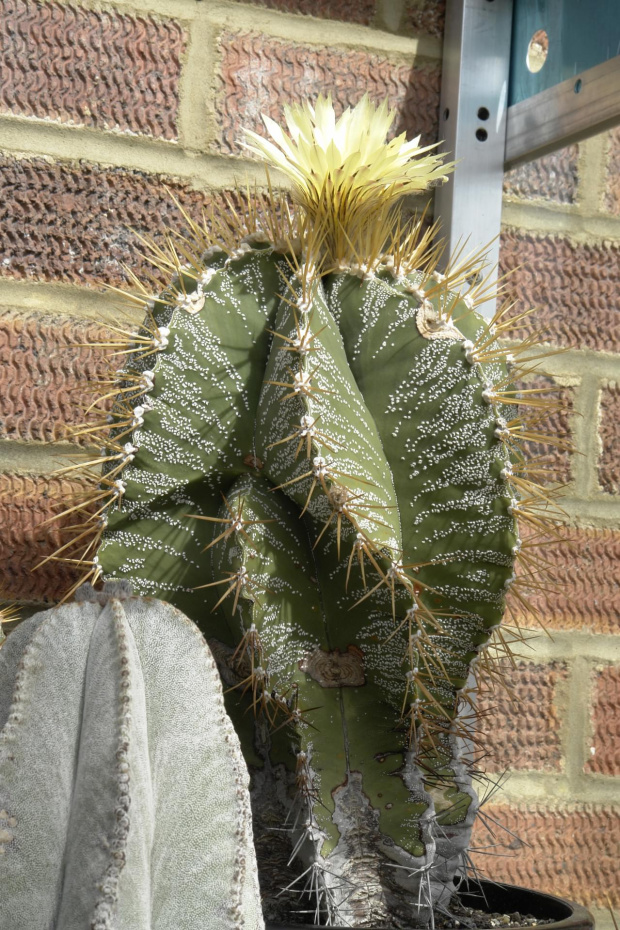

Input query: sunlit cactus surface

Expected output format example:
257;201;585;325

43;95;567;928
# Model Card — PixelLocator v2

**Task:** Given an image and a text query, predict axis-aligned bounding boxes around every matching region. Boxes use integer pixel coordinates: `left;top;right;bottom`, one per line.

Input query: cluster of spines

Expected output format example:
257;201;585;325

0;601;20;645
36;346;162;596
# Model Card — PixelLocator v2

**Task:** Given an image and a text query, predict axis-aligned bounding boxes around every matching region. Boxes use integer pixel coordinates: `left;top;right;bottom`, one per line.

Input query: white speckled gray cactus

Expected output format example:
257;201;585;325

42;96;568;927
0;583;264;930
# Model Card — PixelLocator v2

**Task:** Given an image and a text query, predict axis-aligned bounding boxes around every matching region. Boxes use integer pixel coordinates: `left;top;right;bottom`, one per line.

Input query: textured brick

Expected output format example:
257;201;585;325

478;662;568;772
0;155;212;287
499;232;620;352
513;526;620;634
503;146;579;204
0;473;87;602
216;32;440;154
586;665;620;776
471;804;620;908
517;376;573;485
1;0;186;140
238;0;375;24
599;382;620;494
406;0;445;38
604;127;620;215
0;311;111;443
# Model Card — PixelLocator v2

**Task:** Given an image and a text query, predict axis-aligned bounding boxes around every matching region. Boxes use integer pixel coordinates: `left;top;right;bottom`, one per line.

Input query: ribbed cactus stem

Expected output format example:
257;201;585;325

0;585;264;930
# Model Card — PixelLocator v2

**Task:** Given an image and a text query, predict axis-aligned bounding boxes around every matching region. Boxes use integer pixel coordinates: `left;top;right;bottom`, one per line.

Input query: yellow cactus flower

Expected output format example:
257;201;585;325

243;94;451;267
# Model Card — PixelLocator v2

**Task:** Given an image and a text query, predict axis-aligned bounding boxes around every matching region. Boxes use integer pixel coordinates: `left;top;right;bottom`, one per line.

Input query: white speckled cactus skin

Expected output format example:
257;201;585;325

0;584;264;930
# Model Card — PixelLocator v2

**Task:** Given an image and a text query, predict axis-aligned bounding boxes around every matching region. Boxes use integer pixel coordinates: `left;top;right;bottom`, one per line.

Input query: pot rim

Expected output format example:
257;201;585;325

265;876;594;930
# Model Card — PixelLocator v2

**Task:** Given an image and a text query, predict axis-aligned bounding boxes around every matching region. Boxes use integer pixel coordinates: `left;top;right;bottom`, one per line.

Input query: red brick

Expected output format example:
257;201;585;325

503;145;579;204
478;662;568;772
499;231;620;352
0;311;112;443
0;0;186;140
512;526;620;634
516;375;573;485
237;0;375;25
586;665;620;776
0;473;88;603
603;127;620;215
216;32;440;154
0;155;211;287
406;0;445;38
472;804;620;908
599;383;620;494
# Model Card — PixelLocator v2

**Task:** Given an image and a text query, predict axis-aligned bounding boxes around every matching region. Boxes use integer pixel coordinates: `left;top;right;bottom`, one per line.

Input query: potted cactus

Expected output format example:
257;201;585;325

1;96;589;928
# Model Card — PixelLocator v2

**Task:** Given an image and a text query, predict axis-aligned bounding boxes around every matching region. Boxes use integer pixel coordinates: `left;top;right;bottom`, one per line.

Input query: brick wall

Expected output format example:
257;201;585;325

478;132;620;924
0;0;618;923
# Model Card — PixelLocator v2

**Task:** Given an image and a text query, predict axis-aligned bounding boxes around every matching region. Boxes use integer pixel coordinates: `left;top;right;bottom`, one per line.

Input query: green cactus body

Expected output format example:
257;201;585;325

71;238;522;925
325;270;517;699
99;244;287;621
47;98;564;927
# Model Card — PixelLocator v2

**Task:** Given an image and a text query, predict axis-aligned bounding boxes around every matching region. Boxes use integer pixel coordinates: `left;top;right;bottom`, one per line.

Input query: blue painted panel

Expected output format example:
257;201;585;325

510;0;620;105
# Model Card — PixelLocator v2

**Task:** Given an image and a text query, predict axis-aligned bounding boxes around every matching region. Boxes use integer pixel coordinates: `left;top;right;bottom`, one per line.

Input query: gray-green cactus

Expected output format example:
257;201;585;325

44;96;565;927
0;584;264;930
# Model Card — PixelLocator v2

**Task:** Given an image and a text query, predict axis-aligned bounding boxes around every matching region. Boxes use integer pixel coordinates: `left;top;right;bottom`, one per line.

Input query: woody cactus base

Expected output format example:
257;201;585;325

0;585;264;930
40;96;567;928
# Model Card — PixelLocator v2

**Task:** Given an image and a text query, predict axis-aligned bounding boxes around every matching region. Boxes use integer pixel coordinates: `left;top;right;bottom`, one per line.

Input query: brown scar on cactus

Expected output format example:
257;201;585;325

299;645;365;688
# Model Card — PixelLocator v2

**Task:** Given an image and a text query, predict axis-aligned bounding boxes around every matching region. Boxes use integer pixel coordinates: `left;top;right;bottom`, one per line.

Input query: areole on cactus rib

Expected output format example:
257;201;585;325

45;95;564;927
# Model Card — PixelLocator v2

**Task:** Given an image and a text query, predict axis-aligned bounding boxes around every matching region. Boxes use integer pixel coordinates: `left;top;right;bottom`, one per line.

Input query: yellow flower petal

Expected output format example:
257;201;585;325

242;94;453;265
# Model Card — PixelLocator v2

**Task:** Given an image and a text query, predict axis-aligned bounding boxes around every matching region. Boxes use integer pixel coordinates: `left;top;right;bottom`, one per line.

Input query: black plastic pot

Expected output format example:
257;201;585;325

266;877;594;930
